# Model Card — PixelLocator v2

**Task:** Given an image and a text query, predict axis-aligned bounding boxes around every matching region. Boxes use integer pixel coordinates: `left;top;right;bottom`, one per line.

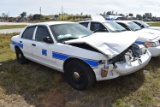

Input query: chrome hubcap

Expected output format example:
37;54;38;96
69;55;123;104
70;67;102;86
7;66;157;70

73;72;80;81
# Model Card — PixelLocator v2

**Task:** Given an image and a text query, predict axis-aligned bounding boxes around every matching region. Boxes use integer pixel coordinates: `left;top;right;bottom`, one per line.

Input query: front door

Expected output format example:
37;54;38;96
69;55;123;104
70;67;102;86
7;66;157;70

31;25;56;68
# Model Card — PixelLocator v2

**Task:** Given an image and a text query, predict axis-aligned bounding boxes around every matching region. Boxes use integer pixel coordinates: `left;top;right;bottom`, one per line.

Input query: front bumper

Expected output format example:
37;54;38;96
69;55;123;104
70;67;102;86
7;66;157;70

95;50;151;81
148;46;160;57
114;50;151;75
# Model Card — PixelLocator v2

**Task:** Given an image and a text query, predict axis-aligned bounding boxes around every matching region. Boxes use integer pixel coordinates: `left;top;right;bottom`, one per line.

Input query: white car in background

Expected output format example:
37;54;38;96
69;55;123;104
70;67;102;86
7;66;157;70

133;20;160;31
116;20;160;35
10;22;151;90
79;19;160;57
116;21;160;57
79;20;127;33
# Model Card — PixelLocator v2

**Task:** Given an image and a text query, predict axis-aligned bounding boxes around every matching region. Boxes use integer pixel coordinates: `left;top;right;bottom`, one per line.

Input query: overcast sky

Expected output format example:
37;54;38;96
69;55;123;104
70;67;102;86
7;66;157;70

1;0;160;17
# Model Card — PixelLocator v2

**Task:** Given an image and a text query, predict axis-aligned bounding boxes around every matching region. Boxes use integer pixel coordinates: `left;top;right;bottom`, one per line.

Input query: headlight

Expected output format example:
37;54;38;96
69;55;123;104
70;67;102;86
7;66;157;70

144;41;159;47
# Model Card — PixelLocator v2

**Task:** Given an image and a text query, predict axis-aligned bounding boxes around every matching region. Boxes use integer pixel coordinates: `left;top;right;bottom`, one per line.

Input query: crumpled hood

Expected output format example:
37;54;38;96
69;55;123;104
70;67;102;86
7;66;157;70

138;28;160;35
65;32;138;58
149;26;160;31
134;32;159;41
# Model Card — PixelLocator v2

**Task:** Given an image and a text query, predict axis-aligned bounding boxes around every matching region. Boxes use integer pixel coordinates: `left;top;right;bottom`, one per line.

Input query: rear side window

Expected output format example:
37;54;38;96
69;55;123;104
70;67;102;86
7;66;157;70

35;26;51;42
22;26;36;40
79;22;89;27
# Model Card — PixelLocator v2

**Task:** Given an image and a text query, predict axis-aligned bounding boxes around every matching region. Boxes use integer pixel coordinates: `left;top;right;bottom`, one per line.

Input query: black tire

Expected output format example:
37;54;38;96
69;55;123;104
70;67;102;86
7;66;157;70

64;60;95;90
15;48;28;64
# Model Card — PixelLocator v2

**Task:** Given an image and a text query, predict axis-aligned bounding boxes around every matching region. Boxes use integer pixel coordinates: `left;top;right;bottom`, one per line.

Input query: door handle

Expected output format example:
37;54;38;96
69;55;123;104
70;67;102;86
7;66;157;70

32;44;36;46
20;41;22;43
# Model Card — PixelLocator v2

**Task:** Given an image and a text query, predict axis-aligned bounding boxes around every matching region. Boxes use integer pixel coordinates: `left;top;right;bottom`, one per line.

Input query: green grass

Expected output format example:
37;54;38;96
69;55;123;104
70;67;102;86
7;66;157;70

0;25;27;30
147;22;160;26
0;33;160;106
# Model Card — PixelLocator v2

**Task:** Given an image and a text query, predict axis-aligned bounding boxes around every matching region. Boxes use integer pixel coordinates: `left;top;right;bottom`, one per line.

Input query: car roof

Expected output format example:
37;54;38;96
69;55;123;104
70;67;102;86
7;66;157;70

132;20;142;22
79;20;115;23
30;21;75;26
115;20;132;24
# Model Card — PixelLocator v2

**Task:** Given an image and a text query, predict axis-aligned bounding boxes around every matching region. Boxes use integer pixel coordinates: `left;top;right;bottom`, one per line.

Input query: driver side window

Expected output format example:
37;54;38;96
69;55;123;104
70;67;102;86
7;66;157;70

90;22;108;32
134;22;143;28
35;26;52;42
117;23;130;31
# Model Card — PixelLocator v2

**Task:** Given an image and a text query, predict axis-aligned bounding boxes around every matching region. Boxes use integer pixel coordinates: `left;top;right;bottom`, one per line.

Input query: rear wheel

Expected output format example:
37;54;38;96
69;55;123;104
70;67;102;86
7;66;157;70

15;48;28;64
64;60;95;90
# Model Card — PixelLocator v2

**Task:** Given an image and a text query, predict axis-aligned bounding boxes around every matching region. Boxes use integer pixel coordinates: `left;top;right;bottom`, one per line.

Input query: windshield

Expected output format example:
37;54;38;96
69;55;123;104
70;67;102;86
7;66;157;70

127;22;142;31
103;22;126;32
140;21;150;28
50;23;93;42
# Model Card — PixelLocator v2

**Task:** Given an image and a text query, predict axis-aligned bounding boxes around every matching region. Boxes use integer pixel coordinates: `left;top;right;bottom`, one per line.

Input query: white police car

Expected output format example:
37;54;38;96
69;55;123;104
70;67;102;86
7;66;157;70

116;21;160;35
79;19;160;57
133;20;160;31
10;22;151;90
116;21;160;57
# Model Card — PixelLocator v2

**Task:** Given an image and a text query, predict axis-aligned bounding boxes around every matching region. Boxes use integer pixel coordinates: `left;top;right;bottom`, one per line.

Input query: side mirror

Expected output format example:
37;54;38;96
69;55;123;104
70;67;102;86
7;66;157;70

43;36;53;44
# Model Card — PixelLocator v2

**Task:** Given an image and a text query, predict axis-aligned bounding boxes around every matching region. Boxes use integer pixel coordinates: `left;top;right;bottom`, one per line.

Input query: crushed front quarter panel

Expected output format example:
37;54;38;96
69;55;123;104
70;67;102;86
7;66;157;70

65;32;139;58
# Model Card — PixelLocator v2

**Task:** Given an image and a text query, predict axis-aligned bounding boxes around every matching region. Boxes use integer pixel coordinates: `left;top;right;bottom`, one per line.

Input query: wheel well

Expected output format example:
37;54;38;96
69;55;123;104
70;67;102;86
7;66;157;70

15;46;20;51
63;58;96;81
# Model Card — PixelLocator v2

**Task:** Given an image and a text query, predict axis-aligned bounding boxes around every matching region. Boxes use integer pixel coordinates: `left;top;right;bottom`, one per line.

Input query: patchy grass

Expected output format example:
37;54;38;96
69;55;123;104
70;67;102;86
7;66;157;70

0;25;27;30
147;22;160;26
0;33;160;107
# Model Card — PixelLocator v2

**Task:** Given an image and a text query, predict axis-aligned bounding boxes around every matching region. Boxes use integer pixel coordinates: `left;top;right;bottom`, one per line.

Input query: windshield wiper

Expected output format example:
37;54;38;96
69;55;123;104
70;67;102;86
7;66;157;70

121;29;127;31
58;37;78;42
81;35;90;38
134;29;141;31
112;30;123;32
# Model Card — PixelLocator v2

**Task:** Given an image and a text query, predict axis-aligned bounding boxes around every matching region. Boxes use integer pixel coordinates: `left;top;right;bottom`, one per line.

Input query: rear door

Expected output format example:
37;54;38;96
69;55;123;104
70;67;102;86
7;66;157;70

20;26;36;58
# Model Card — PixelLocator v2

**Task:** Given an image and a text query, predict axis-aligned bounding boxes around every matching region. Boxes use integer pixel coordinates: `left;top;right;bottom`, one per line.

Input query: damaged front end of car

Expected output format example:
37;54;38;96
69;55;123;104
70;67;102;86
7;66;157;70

64;32;151;81
108;44;146;66
99;43;151;81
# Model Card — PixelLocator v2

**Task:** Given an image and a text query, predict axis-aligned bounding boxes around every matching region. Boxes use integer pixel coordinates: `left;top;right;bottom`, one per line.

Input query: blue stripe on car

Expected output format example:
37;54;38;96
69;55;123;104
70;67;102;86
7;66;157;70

42;49;47;56
52;52;99;67
82;59;99;67
135;41;144;45
12;41;23;48
52;52;70;60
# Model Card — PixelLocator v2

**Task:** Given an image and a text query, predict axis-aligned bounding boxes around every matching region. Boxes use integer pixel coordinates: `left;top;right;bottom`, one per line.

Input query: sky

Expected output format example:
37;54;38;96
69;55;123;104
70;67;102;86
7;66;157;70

0;0;160;17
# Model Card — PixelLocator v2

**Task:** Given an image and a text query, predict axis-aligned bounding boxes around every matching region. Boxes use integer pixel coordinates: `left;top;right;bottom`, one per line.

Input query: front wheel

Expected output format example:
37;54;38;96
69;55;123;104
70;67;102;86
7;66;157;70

16;48;28;64
64;60;95;91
